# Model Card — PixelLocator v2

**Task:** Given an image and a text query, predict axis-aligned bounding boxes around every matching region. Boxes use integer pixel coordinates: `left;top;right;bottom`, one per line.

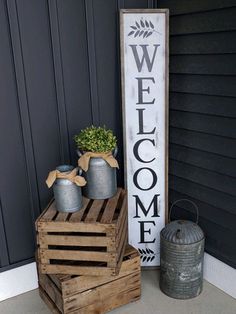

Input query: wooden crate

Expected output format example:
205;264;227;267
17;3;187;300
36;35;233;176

36;188;127;276
38;245;141;314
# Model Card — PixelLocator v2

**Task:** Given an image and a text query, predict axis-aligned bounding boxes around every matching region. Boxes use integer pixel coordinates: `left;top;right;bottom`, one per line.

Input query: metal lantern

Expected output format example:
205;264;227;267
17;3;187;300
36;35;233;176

53;165;83;213
160;199;205;299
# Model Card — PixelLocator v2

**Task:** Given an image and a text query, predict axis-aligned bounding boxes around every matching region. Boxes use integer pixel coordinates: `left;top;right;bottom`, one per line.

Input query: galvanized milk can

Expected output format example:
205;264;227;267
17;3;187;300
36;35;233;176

53;165;84;213
77;148;118;199
160;199;205;299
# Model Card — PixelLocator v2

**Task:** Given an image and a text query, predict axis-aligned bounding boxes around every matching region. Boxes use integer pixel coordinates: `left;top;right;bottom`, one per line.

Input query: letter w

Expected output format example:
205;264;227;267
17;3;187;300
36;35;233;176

129;44;160;72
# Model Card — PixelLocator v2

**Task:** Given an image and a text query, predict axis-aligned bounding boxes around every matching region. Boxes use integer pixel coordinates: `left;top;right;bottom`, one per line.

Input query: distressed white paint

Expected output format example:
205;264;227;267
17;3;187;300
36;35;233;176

0;262;38;301
121;10;168;266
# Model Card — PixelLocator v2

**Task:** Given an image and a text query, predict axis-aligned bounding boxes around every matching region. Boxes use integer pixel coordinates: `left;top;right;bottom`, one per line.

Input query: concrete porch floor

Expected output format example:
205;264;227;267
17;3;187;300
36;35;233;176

0;270;235;314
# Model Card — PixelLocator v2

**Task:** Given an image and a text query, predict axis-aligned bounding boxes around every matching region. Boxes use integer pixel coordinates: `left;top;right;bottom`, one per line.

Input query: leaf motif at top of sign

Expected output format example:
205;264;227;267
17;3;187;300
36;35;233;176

128;31;135;36
128;19;159;38
150;21;154;29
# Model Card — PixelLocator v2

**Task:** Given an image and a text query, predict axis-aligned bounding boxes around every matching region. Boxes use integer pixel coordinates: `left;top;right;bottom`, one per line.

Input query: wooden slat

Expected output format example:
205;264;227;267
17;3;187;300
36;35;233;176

170;54;236;76
170;8;236;35
116;214;128;250
84;199;104;222
48;274;62;291
63;272;140;312
159;0;236;15
170;109;236;139
38;274;63;312
117;191;127;231
170;189;235;232
169;175;235;215
41;202;57;221
171;32;236;55
170;159;236;196
170;74;236;98
61;245;139;297
37;221;115;234
39;234;111;247
170;143;236;178
40;249;113;262
69;197;90;222
55;212;69;222
100;188;122;223
170;127;235;159
40;264;116;276
116;224;128;268
39;287;61;314
35;199;54;226
169;92;236;118
68;287;141;314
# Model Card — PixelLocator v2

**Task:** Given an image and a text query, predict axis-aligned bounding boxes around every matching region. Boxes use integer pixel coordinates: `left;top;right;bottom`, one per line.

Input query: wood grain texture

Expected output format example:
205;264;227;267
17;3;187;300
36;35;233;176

36;190;128;276
38;245;141;313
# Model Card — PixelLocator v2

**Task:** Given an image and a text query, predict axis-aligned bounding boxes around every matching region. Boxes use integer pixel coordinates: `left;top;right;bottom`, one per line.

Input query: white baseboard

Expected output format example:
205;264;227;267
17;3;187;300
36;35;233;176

0;253;235;301
203;253;236;299
0;262;38;302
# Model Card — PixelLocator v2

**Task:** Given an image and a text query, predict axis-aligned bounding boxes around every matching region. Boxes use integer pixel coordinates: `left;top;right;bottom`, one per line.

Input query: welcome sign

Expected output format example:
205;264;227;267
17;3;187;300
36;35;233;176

120;9;169;266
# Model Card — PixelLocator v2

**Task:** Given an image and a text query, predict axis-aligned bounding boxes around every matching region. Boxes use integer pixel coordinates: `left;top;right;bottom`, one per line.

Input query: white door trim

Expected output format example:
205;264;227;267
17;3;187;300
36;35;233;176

204;253;236;299
0;262;38;301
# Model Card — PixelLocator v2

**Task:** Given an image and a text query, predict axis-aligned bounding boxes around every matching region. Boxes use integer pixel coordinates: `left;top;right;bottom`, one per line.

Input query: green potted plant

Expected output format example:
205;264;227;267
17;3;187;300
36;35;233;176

74;126;119;199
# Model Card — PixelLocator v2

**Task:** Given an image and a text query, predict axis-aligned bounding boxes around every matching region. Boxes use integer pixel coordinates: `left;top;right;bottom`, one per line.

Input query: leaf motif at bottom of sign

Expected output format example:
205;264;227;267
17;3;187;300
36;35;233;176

134;30;140;37
143;31;148;38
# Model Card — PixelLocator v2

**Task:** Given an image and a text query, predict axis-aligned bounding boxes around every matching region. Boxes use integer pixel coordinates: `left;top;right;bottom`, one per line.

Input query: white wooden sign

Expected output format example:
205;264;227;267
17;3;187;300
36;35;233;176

120;9;169;266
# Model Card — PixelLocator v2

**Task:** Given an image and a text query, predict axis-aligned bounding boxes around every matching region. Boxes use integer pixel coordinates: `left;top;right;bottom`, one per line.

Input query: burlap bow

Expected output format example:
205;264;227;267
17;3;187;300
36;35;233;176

78;152;119;172
46;167;86;188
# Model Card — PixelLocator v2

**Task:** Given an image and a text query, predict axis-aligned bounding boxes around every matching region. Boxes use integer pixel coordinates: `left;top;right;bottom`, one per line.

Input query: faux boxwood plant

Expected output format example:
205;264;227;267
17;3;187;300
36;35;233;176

74;126;117;153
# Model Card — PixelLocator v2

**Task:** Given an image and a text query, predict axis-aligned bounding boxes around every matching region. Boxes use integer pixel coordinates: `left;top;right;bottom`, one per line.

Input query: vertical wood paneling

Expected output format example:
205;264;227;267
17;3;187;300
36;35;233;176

55;0;92;164
85;0;100;126
1;0;36;264
0;199;9;267
48;0;70;165
15;0;62;210
0;0;151;271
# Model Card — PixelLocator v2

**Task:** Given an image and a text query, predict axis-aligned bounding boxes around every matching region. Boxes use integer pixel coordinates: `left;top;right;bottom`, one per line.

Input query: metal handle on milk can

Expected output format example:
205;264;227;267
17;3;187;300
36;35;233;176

169;199;199;224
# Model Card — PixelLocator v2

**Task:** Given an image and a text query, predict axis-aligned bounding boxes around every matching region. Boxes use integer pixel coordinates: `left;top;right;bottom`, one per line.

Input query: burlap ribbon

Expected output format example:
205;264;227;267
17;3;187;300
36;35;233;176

46;167;86;188
78;152;119;172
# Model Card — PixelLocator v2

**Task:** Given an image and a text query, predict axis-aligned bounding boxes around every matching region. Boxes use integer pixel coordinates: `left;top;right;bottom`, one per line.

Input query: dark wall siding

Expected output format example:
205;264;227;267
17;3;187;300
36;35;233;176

0;0;150;272
158;0;236;268
1;0;235;271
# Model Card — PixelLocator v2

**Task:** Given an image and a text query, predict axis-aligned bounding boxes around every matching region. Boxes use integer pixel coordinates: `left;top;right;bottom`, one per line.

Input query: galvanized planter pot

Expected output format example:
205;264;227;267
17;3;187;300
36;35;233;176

77;148;118;200
53;165;83;213
160;200;205;299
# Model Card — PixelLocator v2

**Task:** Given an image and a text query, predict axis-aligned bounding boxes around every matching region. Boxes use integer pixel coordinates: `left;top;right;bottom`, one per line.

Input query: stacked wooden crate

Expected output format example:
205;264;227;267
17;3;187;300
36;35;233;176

36;188;141;313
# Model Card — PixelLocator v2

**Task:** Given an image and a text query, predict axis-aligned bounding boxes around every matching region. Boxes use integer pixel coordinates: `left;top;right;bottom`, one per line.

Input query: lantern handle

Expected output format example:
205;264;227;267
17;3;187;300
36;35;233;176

169;199;199;224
